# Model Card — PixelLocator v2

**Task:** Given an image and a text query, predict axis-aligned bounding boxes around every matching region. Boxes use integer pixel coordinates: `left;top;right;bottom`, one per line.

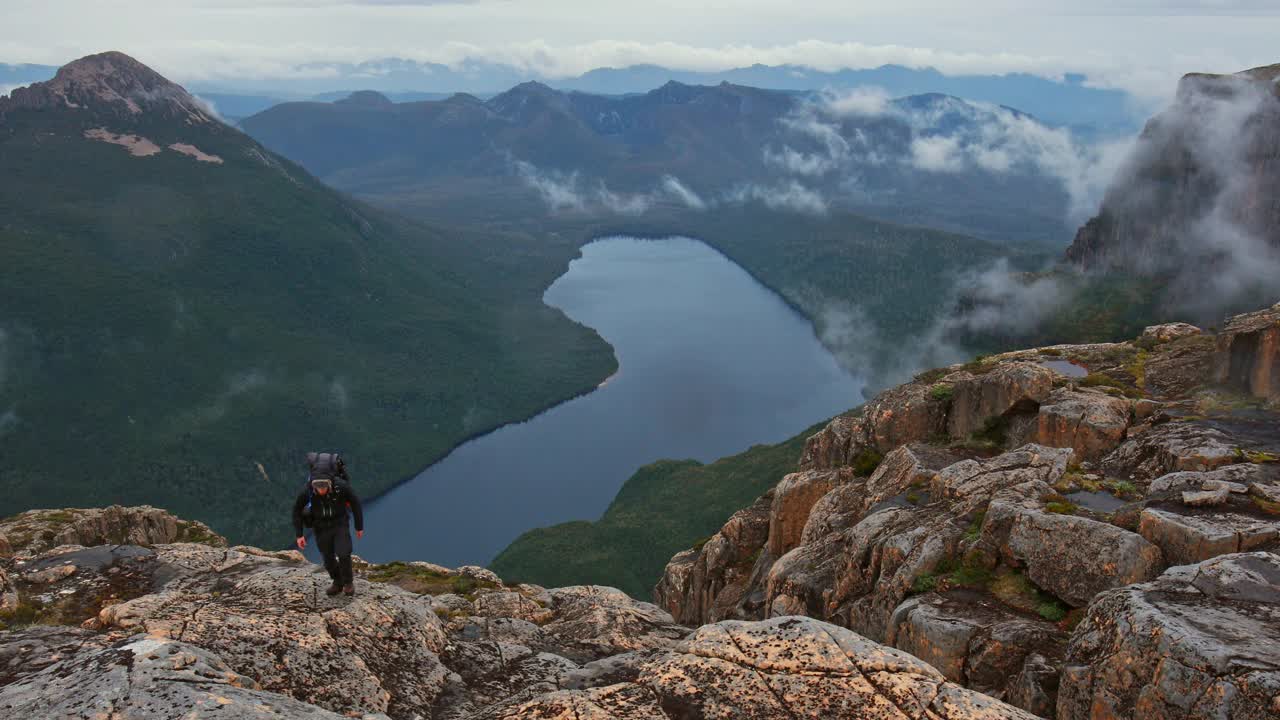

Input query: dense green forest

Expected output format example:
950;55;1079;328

491;421;823;598
0;107;615;548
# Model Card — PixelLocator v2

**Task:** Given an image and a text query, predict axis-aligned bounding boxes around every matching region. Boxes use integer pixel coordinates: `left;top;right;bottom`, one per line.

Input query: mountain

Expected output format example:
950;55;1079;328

241;81;1084;246
0;52;615;547
1063;64;1280;323
3;304;1278;719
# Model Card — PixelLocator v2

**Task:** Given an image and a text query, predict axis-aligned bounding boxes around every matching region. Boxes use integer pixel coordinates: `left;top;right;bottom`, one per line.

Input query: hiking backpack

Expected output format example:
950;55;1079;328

301;451;350;528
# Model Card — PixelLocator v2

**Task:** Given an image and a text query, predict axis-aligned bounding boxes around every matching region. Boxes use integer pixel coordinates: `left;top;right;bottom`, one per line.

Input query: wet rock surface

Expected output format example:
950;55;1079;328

1059;552;1280;720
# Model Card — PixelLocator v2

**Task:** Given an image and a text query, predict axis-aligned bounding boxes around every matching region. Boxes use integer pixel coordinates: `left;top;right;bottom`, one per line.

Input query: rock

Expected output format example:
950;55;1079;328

1138;507;1279;565
487;616;1041;719
1252;482;1280;503
0;505;225;557
0;532;10;558
1148;464;1264;496
458;565;503;586
887;591;1064;701
94;544;451;719
799;381;948;471
949;362;1055;441
1144;333;1217;398
1181;487;1231;506
1007;653;1061;719
472;590;552;624
0;634;364;719
986;481;1164;607
0;567;15;615
654;491;772;625
1142;323;1203;344
1059;552;1280;720
540;586;687;662
1101;421;1239;480
1202;479;1249;493
767;469;845;557
1033;388;1131;461
1214;303;1280;403
933;445;1074;510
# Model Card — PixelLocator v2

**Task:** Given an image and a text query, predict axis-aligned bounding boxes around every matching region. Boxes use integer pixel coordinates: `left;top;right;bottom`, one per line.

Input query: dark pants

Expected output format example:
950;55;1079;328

314;523;353;586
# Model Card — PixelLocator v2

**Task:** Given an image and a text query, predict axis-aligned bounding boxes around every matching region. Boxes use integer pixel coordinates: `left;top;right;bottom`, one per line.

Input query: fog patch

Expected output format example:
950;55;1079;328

514;159;707;215
725;181;828;214
821;86;893;118
0;408;18;437
329;378;350;410
909;135;965;172
196;369;269;424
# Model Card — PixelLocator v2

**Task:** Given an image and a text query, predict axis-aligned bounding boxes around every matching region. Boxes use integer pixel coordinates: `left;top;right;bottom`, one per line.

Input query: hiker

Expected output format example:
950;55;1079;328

292;452;364;596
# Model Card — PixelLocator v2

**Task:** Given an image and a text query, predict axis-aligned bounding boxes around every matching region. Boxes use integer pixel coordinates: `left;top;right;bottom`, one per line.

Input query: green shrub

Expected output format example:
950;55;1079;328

929;384;955;402
1037;601;1068;622
851;448;884;477
911;573;938;594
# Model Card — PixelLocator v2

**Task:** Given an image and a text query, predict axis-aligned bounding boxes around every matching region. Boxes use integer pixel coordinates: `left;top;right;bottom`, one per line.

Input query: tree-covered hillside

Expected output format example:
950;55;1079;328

0;53;615;547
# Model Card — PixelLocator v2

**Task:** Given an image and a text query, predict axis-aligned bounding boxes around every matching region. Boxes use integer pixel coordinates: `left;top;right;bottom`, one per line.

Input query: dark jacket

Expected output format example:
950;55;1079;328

293;480;363;538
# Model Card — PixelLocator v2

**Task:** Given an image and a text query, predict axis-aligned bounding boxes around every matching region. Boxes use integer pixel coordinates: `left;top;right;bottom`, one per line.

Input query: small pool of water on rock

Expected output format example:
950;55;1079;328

354;236;866;566
1065;490;1129;513
1039;359;1088;378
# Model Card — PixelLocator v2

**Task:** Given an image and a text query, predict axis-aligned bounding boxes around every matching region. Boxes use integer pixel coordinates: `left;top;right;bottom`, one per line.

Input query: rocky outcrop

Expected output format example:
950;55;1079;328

948;362;1055;440
659;303;1280;718
1215;303;1280;404
1059;552;1280;720
0;633;379;719
483;616;1041;719
0;505;224;557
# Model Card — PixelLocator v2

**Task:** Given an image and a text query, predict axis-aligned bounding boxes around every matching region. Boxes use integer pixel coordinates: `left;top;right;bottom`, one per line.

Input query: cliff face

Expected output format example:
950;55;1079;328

1064;65;1280;315
656;305;1280;719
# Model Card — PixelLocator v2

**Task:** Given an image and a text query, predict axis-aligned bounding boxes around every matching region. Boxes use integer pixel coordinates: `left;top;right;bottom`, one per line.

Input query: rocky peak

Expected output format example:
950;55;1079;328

0;51;213;123
1063;61;1280;319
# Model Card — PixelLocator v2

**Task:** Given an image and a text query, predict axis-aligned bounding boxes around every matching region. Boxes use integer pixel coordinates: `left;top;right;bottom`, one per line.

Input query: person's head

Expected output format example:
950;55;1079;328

311;478;333;495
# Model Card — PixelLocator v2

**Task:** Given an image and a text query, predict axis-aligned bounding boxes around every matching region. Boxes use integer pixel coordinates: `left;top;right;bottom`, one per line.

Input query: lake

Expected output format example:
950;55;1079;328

354;236;864;566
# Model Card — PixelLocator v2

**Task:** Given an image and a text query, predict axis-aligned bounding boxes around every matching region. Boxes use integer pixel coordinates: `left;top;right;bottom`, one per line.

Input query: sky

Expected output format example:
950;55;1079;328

2;0;1278;101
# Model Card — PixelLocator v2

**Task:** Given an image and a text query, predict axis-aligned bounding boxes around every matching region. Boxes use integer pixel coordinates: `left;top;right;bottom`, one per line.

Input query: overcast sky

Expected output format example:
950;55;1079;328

2;0;1277;100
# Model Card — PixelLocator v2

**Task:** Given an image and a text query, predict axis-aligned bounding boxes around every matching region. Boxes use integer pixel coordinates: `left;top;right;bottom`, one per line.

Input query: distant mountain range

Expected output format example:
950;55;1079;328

3;59;1139;134
240;80;1098;246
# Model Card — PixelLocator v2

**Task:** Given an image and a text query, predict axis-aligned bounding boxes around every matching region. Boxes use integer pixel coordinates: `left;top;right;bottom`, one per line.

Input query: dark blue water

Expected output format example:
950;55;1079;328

355;236;864;566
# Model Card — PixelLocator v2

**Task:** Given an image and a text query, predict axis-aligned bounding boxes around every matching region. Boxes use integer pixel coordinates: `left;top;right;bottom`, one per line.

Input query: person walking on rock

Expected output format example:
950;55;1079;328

292;452;364;596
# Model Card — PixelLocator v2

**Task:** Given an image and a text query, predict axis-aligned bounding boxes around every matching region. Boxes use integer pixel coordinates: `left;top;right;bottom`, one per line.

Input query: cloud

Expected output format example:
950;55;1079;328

725;181;828;214
659;175;706;210
909;135;965;172
514;159;707;214
0;84;21;98
513;160;587;211
820;86;892;117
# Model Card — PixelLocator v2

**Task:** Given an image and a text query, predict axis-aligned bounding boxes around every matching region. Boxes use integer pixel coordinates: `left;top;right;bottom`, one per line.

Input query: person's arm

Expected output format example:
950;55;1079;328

345;484;364;534
292;490;308;540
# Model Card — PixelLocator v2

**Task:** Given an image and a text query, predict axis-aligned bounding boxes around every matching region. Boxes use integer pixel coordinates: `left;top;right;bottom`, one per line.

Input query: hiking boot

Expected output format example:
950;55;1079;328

325;581;342;596
342;584;355;596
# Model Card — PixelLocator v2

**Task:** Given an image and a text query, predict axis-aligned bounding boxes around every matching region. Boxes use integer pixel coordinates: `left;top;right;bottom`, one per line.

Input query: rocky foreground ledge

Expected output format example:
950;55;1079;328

656;305;1280;718
1;506;1039;719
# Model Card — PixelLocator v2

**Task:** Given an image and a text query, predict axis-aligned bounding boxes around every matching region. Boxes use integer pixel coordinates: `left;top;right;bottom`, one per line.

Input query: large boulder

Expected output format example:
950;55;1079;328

0;505;224;557
482;616;1041;719
1144;333;1217;398
1033;388;1131;461
948;362;1055;440
985;481;1165;607
1058;552;1280;720
767;468;847;557
1138;506;1279;565
538;586;687;662
1101;420;1239;480
887;591;1065;708
1214;302;1280;403
799;381;948;471
0;634;372;719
